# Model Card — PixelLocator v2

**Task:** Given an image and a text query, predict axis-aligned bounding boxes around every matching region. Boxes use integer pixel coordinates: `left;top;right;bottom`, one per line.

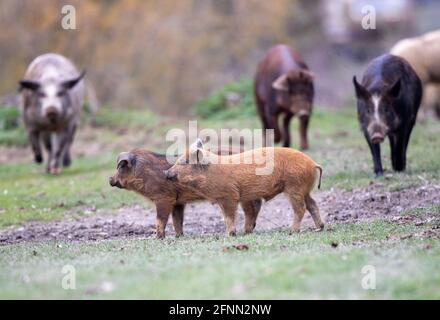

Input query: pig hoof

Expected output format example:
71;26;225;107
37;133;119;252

156;233;165;239
289;229;300;235
228;231;237;237
63;156;71;167
34;154;43;163
50;167;61;175
175;232;184;238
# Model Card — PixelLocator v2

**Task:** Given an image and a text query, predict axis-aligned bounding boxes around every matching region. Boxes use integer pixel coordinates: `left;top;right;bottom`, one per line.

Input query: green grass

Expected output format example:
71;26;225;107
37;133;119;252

0;126;28;147
1;107;439;228
0;106;20;131
0;106;27;147
0;153;142;228
0;79;439;299
0;218;438;299
92;108;158;128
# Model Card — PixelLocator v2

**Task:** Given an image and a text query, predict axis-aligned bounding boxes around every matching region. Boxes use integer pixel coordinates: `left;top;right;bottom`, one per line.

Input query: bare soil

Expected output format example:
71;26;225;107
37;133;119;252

1;182;439;245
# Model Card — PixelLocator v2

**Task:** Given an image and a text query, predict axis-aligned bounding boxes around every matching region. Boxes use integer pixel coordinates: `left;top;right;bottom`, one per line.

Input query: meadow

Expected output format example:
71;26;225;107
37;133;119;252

0;81;439;299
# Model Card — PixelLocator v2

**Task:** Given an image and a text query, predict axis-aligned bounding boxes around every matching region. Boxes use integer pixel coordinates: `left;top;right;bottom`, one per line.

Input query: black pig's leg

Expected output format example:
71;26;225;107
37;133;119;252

389;132;407;172
172;204;185;237
365;134;383;176
282;112;293;148
28;130;42;164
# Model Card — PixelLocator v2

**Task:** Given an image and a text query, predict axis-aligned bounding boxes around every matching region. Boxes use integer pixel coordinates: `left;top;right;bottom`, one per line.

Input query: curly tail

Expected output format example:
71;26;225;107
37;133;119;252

315;165;323;189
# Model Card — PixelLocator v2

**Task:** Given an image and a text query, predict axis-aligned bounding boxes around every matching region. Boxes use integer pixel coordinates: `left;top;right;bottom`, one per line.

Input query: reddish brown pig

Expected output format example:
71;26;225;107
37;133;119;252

109;149;262;239
254;44;314;149
165;139;324;236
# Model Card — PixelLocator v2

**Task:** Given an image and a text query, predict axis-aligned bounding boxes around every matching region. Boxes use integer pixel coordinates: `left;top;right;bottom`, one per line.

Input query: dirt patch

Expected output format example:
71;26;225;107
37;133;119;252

1;182;439;245
323;182;440;223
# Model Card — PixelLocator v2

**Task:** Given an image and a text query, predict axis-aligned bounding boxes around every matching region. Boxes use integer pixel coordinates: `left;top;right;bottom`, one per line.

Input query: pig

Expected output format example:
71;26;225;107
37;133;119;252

254;44;314;150
164;139;324;236
18;53;85;174
390;30;440;119
109;149;262;239
353;54;422;176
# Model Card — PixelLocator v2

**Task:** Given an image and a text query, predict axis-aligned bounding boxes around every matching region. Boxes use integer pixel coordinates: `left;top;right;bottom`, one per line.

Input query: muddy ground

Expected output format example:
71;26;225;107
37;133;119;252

1;182;439;244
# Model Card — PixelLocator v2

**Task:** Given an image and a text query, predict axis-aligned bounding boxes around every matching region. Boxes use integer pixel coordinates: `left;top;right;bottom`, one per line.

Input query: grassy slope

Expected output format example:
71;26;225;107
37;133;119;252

0;98;439;298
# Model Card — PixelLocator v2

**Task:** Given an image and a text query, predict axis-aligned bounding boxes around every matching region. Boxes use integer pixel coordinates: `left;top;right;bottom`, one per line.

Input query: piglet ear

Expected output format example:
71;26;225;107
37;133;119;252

117;152;135;169
189;138;209;165
196;138;204;149
353;76;370;100
189;138;204;152
388;78;401;98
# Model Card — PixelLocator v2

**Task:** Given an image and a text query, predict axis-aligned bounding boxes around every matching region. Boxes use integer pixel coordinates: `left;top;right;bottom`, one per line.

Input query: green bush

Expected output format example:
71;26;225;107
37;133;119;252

0;106;20;131
0;127;27;147
194;79;256;120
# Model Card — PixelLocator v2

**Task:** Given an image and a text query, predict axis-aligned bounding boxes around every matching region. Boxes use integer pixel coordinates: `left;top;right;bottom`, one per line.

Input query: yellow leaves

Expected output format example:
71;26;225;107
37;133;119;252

1;0;303;114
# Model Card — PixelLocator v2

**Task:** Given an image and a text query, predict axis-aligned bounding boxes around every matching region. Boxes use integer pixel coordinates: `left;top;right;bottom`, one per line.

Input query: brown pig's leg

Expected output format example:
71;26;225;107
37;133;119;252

172;204;185;237
242;200;260;234
218;199;238;236
155;202;173;239
305;194;324;231
282;112;293;148
288;194;306;234
298;115;309;150
264;114;281;145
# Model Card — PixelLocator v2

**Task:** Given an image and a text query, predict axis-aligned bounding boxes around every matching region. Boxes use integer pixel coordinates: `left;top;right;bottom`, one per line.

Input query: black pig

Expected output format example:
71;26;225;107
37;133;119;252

353;54;422;176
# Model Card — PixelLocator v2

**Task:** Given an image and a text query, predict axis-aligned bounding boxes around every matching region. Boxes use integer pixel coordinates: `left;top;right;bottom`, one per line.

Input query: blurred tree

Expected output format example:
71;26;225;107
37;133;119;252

0;0;307;114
